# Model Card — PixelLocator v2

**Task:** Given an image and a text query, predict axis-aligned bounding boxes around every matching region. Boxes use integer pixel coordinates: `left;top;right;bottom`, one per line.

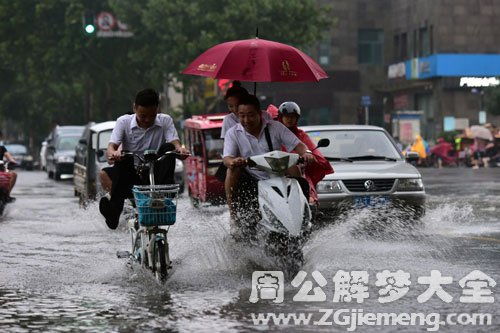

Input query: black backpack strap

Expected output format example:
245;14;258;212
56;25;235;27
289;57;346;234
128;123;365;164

264;125;273;151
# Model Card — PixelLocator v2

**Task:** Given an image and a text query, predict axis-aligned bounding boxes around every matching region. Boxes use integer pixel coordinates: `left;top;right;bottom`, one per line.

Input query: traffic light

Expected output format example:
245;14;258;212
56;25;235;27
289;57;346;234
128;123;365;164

82;10;95;34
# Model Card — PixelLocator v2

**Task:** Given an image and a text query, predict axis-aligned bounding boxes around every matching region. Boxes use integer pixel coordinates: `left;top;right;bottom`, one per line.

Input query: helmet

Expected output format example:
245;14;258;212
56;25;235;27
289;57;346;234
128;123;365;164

278;101;301;117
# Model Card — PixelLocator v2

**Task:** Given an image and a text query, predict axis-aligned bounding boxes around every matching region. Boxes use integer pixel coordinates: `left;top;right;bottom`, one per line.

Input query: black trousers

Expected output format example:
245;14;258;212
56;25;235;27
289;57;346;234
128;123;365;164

108;143;176;215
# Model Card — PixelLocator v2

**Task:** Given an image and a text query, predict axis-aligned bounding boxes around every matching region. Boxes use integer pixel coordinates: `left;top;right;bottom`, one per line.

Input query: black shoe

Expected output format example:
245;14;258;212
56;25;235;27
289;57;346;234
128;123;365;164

6;196;16;203
99;197;120;229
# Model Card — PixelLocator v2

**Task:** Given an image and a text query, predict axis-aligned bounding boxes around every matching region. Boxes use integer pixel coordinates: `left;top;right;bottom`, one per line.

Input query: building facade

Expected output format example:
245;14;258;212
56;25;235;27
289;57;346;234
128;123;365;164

257;0;500;142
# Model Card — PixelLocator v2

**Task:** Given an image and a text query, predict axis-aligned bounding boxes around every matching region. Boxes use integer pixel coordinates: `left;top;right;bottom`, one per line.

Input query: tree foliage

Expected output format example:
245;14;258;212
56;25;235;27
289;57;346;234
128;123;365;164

0;0;331;148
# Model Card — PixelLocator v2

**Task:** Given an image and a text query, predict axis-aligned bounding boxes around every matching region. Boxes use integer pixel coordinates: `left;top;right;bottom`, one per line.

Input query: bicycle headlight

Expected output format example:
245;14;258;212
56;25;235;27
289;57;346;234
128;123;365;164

174;159;183;172
396;178;424;191
317;180;343;193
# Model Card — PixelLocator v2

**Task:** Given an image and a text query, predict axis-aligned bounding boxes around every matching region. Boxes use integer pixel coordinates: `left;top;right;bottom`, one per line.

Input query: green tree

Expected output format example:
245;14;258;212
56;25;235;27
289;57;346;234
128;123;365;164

111;0;332;114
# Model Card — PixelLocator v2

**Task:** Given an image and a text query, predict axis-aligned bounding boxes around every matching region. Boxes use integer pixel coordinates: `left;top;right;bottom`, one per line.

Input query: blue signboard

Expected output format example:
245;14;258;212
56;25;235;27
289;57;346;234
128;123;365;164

361;95;371;106
405;54;500;79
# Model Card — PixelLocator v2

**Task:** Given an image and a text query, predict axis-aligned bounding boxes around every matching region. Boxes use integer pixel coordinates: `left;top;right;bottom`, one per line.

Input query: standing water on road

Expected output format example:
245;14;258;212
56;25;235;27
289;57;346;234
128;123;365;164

0;169;498;332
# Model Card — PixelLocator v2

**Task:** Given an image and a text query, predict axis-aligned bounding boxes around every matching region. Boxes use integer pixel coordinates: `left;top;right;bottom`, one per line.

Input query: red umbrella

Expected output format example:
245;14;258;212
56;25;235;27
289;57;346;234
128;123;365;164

182;38;328;82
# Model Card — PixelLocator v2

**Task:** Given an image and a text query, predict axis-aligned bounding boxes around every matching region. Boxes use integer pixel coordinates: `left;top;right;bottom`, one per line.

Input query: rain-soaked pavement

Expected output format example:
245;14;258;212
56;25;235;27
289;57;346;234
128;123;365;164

0;169;499;332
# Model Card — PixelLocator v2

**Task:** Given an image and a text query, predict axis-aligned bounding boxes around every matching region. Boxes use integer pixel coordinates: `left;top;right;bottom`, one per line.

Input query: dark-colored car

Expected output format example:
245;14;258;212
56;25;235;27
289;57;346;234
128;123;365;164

46;126;84;180
4;144;34;170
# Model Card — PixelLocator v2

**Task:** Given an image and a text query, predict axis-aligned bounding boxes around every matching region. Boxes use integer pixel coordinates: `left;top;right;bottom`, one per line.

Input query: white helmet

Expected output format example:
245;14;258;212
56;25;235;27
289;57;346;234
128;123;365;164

278;101;301;117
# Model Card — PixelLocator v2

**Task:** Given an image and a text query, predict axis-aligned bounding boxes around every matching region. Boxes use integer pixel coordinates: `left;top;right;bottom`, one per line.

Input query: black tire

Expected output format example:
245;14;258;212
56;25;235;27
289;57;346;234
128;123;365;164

153;239;169;281
54;172;61;181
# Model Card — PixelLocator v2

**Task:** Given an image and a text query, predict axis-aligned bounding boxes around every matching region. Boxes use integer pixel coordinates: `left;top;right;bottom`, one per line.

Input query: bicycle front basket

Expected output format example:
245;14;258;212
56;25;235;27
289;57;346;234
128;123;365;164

132;185;179;226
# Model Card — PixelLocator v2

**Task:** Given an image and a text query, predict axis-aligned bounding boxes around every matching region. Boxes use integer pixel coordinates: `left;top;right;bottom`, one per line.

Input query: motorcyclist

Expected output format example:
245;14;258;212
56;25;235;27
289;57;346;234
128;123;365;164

223;94;314;237
99;88;189;229
0;132;18;202
277;102;333;204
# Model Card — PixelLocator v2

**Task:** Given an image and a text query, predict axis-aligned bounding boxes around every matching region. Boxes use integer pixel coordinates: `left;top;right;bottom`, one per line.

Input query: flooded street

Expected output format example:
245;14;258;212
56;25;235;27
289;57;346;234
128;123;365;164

0;169;499;332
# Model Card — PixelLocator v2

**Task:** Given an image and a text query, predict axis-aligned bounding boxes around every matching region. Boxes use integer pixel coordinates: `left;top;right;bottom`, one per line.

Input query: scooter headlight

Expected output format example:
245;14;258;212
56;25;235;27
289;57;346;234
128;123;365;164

396;178;424;191
317;180;343;193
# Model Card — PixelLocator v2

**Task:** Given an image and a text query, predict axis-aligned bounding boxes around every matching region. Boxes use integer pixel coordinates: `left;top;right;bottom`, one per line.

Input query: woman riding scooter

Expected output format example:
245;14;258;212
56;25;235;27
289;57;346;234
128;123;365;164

277;102;333;205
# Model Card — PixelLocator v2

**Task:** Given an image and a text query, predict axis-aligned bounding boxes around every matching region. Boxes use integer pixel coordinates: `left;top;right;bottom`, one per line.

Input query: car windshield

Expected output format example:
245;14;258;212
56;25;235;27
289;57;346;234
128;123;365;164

306;130;402;160
56;136;80;151
203;128;223;162
5;144;27;154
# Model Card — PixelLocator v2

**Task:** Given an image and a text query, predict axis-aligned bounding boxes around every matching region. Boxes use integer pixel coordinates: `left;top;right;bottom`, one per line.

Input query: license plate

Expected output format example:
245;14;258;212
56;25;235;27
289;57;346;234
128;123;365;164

353;196;391;208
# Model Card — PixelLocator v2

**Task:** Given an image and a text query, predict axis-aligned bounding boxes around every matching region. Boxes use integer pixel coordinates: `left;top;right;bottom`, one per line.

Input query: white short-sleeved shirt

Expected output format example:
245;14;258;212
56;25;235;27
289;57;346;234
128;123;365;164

220;111;272;138
223;118;301;179
109;113;179;156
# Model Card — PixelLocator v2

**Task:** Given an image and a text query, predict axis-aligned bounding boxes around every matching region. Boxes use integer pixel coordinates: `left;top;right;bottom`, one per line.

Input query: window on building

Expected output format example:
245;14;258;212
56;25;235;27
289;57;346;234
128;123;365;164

401;33;408;59
412;29;418;58
318;38;331;66
358;29;384;64
429;25;434;54
393;35;400;61
419;27;430;56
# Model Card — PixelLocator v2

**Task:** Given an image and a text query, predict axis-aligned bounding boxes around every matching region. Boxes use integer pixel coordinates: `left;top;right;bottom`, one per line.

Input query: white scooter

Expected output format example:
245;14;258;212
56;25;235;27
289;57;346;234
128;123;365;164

240;139;330;273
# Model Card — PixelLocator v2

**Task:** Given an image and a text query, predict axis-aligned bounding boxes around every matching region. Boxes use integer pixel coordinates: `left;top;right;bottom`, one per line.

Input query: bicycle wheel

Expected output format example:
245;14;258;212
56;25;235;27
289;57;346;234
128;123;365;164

153;238;169;281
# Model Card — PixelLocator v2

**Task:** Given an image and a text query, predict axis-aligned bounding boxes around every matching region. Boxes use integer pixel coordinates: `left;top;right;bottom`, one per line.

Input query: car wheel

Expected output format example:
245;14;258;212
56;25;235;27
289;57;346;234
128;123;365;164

54;172;61;181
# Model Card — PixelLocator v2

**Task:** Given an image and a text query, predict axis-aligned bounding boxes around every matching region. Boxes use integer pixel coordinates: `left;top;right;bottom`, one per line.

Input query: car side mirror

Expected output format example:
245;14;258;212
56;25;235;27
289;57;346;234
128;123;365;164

315;138;330;149
79;138;87;145
97;150;104;158
406;151;419;162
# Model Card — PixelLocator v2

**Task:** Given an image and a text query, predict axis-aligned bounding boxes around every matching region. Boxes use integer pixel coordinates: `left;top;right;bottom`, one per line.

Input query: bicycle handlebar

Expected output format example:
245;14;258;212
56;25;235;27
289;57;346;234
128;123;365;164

120;150;190;164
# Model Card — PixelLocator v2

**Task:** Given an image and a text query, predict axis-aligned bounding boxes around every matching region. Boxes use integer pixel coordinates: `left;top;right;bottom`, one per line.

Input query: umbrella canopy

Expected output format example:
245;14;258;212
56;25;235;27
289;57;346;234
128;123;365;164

470;125;493;141
182;38;328;82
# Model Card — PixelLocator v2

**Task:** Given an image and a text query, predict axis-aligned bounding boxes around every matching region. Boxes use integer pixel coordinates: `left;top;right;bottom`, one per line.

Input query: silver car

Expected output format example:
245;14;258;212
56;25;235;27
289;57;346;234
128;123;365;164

301;125;425;219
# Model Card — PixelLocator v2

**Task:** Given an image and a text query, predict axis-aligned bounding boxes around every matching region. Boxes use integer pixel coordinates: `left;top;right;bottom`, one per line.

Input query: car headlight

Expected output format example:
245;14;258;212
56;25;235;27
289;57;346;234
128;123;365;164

24;155;34;161
317;180;343;193
396;178;424;191
57;155;74;163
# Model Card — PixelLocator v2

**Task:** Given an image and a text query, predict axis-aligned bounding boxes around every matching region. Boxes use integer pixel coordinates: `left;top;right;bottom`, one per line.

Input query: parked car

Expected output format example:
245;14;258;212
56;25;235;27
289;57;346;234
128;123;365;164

73;121;110;202
301;125;425;221
4;144;34;170
46;126;85;180
184;114;227;207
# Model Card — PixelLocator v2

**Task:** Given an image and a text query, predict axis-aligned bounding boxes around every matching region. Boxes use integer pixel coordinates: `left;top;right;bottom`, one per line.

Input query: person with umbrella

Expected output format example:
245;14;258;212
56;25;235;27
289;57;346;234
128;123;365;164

223;94;314;237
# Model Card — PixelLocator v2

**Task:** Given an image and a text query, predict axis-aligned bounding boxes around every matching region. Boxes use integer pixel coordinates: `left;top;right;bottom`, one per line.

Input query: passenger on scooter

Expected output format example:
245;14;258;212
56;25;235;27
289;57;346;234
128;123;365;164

223;94;314;236
0;132;18;202
99;88;189;230
220;81;272;139
277;102;333;205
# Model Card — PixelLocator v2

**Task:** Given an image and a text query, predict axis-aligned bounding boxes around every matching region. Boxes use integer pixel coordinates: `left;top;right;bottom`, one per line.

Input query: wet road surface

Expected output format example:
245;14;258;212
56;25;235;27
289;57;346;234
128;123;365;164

0;169;498;332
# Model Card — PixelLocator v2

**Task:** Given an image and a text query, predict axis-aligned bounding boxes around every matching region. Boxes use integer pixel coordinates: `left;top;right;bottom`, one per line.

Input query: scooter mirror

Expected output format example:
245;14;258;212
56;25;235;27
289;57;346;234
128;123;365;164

315;138;330;149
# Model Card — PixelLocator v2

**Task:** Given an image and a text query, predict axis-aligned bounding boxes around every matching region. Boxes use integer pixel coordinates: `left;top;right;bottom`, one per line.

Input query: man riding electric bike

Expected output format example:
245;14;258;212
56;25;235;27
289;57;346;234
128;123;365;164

99;89;189;229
